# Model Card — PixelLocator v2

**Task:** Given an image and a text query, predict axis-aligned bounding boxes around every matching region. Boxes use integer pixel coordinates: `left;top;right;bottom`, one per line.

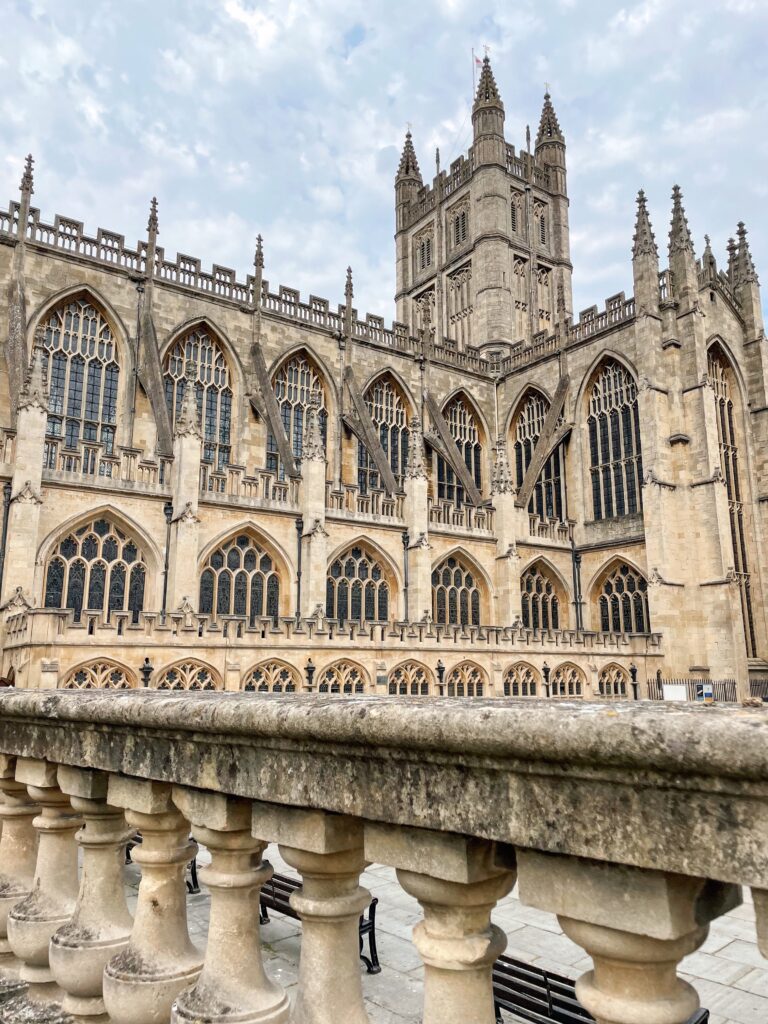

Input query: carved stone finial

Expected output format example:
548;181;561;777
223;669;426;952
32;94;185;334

491;436;515;495
632;189;658;260
18;326;49;413
174;364;202;440
20;154;34;196
668;184;694;257
404;417;427;480
0;586;33;613
345;266;354;303
12;480;43;505
147;196;159;236
302;391;326;462
254;233;264;270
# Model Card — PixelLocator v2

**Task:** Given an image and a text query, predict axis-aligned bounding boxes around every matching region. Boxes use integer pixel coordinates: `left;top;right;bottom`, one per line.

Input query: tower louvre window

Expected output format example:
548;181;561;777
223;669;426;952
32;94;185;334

539;215;547;244
452;209;468;246
416;234;433;272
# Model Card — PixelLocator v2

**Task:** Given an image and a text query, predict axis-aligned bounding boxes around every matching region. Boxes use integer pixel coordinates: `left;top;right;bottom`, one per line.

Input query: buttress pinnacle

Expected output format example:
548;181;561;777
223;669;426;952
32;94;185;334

20;154;34;196
632;190;658;260
668;185;694;256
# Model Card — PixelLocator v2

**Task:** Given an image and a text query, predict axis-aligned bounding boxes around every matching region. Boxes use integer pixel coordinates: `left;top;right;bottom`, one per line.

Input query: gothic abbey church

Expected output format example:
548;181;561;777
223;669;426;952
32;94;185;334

0;57;765;700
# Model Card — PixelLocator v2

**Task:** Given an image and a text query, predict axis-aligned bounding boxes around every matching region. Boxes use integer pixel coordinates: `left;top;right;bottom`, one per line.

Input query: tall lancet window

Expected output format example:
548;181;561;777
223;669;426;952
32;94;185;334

39;297;120;458
512;390;567;522
358;375;409;493
164;328;232;469
435;395;482;506
708;346;756;656
267;352;327;478
587;361;643;520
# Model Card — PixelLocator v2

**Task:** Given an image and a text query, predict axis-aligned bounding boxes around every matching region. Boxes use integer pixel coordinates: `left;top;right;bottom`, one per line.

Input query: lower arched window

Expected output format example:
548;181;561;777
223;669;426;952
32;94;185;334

445;661;485;697
550;664;584;698
199;534;280;625
43;516;147;624
388;661;431;695
326;545;390;624
156;661;220;690
598;665;629;698
598;563;649;633
521;563;561;630
61;660;135;689
432;555;482;626
317;661;367;695
243;660;300;692
503;663;538;697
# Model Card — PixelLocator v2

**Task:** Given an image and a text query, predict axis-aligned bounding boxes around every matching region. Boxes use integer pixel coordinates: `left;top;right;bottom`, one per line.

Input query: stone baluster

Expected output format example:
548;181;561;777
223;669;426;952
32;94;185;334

49;766;134;1018
0;755;39;968
366;824;515;1024
517;850;742;1024
171;788;289;1024
252;802;370;1024
103;777;203;1024
6;758;82;998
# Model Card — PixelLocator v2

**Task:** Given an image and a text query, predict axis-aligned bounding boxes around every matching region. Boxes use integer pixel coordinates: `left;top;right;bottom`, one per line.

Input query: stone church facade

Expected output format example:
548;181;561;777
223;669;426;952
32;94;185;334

0;57;765;700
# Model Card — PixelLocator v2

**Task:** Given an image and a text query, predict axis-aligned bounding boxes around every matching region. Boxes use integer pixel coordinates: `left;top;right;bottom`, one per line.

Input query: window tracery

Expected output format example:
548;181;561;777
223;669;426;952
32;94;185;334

445;661;485;697
520;562;561;630
598;664;629;698
709;346;756;656
598;563;649;634
243;660;300;692
317;661;367;694
587;361;643;520
388;661;431;695
512;257;528;341
267;353;327;478
550;663;584;698
43;516;146;624
199;534;280;625
358;376;409;493
156;661;220;690
503;663;538;697
512;390;567;522
61;661;134;689
436;396;482;505
431;554;482;626
39;297;119;458
164;327;232;469
447;265;472;347
326;545;390;624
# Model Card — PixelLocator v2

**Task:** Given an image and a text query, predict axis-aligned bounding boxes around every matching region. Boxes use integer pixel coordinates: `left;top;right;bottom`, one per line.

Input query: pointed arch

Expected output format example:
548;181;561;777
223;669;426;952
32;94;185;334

198;525;290;623
445;660;487;697
508;385;568;523
326;535;402;590
597;662;630;699
576;349;641;414
358;370;415;492
519;557;569;630
326;538;398;624
503;662;540;697
360;367;419;415
266;345;336;478
161;315;246;387
706;335;749;401
267;343;339;409
317;659;369;695
387;660;434;695
503;382;554;440
37;504;163;574
434;389;488;505
155;660;222;690
431;547;492;626
550;662;585;698
439;387;491;444
61;658;137;689
29;285;133;369
589;558;650;635
242;659;301;692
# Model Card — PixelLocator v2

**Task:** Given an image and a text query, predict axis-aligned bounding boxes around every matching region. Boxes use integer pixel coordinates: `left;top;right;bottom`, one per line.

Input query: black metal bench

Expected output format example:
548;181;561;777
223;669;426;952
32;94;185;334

492;953;709;1024
259;871;381;975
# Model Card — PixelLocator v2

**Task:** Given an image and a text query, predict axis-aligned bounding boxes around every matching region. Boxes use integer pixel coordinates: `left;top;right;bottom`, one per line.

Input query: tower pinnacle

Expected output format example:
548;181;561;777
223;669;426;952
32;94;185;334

632;189;658;259
536;91;564;146
396;131;422;183
473;55;503;110
668;185;694;257
736;222;758;285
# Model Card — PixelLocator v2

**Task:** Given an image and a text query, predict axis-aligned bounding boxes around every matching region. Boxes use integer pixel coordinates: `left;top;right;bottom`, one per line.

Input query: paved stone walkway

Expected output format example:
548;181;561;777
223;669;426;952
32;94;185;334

125;848;766;1024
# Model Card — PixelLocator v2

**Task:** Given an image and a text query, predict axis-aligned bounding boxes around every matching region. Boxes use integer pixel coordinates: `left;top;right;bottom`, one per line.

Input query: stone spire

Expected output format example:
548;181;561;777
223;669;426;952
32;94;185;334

404;418;427;480
491;437;515;495
668;185;694;256
253;234;264;307
736;222;758;285
145;196;159;279
19;154;34;198
632;190;658;259
303;392;326;462
536;91;564;146
473;55;503;110
396;131;422;183
18;327;49;413
472;55;505;157
175;362;202;439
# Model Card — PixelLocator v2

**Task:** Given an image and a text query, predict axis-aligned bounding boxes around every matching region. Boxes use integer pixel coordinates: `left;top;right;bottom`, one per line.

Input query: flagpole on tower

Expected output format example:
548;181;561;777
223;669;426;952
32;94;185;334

472;47;476;92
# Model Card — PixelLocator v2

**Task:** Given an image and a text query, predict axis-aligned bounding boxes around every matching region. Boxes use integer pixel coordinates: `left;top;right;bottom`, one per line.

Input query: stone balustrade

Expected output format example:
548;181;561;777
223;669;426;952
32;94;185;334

0;689;764;1024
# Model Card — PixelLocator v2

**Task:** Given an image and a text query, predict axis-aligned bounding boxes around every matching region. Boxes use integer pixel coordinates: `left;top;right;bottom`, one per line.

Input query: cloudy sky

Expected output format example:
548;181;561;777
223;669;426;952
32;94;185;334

2;0;766;321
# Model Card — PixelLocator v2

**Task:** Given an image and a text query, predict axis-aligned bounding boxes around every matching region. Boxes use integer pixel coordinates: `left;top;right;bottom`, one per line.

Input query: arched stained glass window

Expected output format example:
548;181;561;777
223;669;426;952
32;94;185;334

199;534;280;625
43;517;146;624
164;327;233;469
598;664;629;698
503;663;538;697
520;562;562;630
267;352;327;478
326;545;390;624
435;396;482;506
587;361;643;520
156;661;220;690
512;390;567;522
598;563;649;634
243;660;300;692
39;297;120;458
445;661;485;697
61;661;135;689
388;661;431;696
431;554;482;627
358;376;409;493
317;661;367;695
550;664;584;698
708;346;756;657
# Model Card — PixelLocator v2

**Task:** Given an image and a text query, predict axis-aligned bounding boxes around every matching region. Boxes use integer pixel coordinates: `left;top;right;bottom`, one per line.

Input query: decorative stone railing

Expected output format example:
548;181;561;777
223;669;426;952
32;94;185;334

41;440;172;494
527;513;573;544
199;463;299;510
428;499;495;535
0;689;764;1024
325;484;404;522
